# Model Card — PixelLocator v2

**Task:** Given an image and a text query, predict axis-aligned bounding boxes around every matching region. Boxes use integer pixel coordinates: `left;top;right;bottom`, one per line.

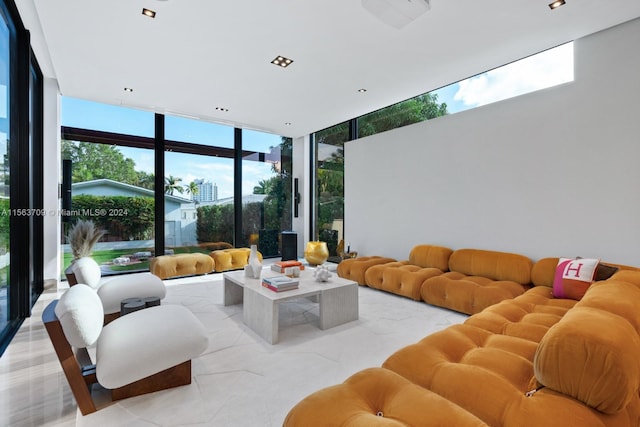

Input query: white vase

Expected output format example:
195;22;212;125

247;245;262;278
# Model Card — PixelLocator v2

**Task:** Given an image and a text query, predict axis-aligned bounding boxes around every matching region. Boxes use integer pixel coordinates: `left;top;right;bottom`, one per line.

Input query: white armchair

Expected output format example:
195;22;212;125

69;257;167;322
43;284;208;415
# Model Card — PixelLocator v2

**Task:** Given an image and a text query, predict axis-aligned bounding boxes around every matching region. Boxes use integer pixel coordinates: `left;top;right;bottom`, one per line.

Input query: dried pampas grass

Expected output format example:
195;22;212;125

67;219;105;260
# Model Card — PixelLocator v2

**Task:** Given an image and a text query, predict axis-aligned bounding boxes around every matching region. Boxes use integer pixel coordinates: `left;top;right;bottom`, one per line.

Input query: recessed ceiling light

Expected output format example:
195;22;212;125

358;88;367;93
142;8;156;18
548;0;565;10
215;107;229;112
124;87;134;92
271;56;294;68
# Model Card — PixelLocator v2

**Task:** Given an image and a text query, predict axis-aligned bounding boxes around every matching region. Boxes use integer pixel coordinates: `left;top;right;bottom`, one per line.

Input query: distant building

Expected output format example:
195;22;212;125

193;179;218;202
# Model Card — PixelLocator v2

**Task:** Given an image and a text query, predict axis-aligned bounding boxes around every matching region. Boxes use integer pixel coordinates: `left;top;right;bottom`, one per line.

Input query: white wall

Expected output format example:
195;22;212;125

345;18;640;266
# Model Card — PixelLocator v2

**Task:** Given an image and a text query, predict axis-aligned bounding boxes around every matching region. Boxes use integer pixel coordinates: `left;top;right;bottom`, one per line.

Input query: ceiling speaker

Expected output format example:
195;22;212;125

362;0;431;29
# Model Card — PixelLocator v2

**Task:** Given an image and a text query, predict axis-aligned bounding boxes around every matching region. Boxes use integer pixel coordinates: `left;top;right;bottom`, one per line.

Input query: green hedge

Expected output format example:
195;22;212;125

71;195;155;240
196;204;234;243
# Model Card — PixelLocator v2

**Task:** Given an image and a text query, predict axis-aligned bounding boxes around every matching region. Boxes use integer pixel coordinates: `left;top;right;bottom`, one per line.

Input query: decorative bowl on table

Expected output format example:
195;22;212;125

304;241;329;265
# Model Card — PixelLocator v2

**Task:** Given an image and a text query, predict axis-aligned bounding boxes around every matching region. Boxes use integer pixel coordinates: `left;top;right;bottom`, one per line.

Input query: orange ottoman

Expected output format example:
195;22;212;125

210;248;262;272
149;253;214;279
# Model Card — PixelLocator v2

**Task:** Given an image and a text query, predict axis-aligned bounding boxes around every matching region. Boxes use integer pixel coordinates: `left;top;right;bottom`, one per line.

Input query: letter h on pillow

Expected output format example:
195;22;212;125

553;258;599;300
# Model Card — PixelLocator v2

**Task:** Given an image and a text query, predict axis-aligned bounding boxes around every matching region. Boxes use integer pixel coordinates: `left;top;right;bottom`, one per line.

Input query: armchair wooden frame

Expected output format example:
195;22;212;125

43;300;192;415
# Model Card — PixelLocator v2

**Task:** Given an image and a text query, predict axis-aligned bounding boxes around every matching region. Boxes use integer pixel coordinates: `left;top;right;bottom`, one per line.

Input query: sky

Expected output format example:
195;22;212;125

61;41;573;199
434;42;573;114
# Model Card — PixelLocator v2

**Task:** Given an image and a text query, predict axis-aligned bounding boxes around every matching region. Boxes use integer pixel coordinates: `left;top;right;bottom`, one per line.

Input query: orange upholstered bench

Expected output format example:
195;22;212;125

209;247;262;272
149;253;214;279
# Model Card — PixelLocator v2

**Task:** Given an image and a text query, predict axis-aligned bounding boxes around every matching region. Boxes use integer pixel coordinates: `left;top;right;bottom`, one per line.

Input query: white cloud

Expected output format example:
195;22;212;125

453;42;574;108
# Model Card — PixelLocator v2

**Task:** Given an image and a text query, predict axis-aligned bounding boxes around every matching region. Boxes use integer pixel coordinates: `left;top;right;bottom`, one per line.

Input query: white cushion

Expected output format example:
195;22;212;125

71;257;102;289
97;273;167;314
54;284;104;348
96;305;208;389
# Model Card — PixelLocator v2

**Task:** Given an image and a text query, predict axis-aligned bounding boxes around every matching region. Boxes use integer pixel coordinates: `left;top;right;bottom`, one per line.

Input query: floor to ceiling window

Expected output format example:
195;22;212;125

60;99;293;280
164;115;236;255
0;0;44;356
241;130;292;257
313;122;348;257
61;98;155;277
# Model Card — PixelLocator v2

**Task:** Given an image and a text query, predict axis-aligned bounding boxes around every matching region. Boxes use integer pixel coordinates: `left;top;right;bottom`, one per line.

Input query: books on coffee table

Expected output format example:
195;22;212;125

262;275;299;292
270;260;305;273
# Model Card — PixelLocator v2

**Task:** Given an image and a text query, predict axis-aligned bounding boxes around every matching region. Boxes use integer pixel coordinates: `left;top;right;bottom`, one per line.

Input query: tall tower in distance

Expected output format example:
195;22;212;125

193;179;214;202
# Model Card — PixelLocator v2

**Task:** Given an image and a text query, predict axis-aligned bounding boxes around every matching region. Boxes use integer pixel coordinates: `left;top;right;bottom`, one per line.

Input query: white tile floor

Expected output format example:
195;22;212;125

0;272;467;427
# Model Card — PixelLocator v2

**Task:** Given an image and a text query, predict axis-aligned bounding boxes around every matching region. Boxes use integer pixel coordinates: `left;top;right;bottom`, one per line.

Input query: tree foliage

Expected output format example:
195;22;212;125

185;181;199;198
135;171;155;190
358;93;448;138
251;137;292;234
62;140;139;184
0;198;8;248
164;175;184;195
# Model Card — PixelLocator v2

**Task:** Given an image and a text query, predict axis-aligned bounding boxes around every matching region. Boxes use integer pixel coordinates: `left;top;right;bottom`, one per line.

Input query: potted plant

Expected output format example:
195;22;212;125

65;219;105;285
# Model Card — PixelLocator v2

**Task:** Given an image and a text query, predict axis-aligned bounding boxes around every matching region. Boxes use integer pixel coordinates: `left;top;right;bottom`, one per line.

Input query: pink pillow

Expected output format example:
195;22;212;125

552;257;599;300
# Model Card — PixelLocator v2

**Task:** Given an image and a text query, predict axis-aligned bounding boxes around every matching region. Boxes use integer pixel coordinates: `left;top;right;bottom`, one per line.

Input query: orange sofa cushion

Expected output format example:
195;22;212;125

283;367;488;427
448;248;533;284
464;286;576;342
419;249;533;315
337;256;396;285
364;245;452;300
408;244;452;270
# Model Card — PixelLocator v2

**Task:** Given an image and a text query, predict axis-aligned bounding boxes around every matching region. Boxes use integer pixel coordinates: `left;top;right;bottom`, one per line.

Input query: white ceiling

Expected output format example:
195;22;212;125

15;0;640;138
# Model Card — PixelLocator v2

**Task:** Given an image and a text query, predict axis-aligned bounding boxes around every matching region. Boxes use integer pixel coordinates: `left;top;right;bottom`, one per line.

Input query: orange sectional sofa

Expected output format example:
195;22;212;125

345;244;533;314
285;250;640;426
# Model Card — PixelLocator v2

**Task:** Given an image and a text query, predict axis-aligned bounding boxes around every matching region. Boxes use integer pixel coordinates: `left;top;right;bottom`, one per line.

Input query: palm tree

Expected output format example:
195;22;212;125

253;179;271;195
164;175;184;195
186;181;200;200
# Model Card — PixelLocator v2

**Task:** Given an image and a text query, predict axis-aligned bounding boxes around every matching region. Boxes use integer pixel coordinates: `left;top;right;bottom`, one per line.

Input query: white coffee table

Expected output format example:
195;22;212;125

223;267;359;344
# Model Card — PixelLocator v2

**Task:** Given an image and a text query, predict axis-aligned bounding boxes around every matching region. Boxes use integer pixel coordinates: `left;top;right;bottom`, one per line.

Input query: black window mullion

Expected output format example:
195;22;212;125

154;114;165;256
233;127;242;246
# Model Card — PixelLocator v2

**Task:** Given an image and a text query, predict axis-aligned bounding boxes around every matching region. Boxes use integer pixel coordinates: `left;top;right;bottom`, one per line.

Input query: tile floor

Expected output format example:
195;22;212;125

0;271;467;427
